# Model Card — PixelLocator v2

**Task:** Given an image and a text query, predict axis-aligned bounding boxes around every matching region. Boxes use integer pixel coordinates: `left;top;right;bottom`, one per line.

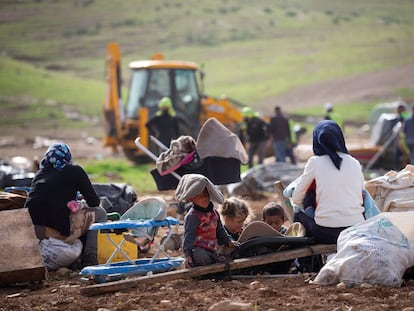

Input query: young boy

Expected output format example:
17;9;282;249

262;202;288;234
175;174;236;268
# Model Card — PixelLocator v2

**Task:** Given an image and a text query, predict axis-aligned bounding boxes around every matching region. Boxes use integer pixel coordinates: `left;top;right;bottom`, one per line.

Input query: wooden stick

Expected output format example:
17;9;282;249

274;180;294;223
80;244;336;296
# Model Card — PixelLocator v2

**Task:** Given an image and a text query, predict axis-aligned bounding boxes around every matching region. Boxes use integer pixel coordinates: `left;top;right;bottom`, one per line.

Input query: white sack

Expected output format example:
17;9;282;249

314;212;414;287
39;237;82;271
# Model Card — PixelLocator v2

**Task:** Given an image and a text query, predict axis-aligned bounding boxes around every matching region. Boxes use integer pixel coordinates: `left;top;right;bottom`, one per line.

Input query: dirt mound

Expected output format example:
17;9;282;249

263;63;414;111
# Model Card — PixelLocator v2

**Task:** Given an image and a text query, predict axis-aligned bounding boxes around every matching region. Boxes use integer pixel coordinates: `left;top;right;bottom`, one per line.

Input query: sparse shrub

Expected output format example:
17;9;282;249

286;11;297;17
332;16;341;24
218;7;228;14
264;7;272;14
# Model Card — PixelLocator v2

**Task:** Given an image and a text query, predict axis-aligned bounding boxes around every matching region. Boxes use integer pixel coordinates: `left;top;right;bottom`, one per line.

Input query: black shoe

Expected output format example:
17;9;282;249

82;254;98;267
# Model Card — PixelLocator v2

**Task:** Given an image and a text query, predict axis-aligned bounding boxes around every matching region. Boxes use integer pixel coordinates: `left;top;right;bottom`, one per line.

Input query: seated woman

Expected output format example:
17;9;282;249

25;143;107;267
291;120;365;244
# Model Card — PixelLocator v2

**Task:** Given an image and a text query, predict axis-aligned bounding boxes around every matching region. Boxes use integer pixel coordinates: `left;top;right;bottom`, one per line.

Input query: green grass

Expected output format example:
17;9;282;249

80;158;159;193
1;0;414;113
79;158;250;193
0;56;103;115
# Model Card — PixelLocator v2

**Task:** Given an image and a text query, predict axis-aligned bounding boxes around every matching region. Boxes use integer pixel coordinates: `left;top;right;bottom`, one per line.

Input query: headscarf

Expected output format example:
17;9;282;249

156;97;176;117
312;120;348;170
39;143;72;171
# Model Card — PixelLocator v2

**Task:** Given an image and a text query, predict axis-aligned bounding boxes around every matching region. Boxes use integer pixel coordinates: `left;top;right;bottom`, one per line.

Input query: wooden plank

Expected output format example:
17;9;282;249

80;244;336;296
274;180;294;223
0;209;48;285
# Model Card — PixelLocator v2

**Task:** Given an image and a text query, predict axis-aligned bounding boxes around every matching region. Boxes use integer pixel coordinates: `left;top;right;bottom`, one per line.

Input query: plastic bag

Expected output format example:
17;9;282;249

39;237;83;270
314;214;414;287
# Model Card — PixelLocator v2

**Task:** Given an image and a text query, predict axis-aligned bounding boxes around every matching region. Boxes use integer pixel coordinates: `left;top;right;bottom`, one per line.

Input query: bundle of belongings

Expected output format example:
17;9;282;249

314;165;414;287
152;117;248;190
364;164;414;212
314;211;414;287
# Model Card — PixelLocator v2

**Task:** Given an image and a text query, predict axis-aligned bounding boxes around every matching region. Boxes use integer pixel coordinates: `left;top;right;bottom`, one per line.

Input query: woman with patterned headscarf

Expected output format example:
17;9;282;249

291;120;365;244
25;143;107;267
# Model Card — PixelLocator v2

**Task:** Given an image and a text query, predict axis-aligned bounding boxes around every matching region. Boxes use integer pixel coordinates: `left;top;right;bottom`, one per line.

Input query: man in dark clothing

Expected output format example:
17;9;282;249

146;97;180;148
269;106;291;163
240;107;269;168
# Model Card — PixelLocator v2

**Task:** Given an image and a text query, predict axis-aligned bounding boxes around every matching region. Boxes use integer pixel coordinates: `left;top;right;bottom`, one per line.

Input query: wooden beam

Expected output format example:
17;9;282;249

0;209;47;285
80;244;336;296
274;180;294;223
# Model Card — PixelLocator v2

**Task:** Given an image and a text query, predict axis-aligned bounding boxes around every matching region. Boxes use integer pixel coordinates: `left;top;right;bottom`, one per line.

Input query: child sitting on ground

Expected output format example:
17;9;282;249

175;174;236;268
219;197;254;241
262;202;288;234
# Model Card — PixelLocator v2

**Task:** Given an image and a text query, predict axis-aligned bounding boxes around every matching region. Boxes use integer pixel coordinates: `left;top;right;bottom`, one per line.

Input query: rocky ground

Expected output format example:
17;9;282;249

1;64;414;310
1;179;414;310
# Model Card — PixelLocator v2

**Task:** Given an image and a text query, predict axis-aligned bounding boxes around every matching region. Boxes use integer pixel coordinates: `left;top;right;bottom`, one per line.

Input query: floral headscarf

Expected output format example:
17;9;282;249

312;120;348;170
40;143;72;171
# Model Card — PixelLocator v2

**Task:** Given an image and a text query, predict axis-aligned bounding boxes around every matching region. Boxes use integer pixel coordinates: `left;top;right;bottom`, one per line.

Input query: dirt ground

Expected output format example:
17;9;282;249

1;65;414;310
1;192;414;311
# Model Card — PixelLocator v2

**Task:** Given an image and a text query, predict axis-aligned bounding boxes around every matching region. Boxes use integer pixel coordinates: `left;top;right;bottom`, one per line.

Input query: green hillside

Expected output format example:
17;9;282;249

1;0;414;121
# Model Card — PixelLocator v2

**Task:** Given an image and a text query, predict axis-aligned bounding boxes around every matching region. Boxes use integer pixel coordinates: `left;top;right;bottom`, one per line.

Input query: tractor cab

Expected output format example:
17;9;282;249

125;56;203;138
102;43;242;164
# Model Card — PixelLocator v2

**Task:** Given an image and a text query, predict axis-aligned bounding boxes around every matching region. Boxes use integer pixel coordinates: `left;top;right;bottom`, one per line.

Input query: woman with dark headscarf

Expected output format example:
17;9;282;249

25;143;107;266
291;120;365;244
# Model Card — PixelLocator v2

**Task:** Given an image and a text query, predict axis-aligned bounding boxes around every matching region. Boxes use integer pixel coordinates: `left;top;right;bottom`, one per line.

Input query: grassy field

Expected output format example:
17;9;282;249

1;0;414;116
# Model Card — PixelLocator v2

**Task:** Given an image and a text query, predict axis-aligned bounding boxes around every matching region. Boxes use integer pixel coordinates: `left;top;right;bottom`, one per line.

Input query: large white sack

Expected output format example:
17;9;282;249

314;212;414;287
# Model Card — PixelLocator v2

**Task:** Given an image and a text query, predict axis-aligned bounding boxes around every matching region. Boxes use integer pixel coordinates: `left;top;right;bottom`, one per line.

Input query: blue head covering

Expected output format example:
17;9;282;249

312;120;348;170
40;143;72;171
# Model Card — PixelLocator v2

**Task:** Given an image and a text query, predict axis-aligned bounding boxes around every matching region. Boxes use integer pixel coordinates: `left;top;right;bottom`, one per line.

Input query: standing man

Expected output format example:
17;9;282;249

269;106;291;163
394;104;409;170
324;102;344;130
402;105;414;165
286;119;297;165
240;107;269;168
146;97;179;149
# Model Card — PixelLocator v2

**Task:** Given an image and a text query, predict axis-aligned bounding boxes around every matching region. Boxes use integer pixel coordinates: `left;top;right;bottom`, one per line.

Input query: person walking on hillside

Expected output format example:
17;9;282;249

146;97;179;149
269;106;292;163
239;107;269;168
324;102;344;130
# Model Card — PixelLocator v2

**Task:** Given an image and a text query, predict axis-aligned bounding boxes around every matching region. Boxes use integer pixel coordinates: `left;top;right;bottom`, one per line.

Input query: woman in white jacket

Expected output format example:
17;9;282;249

291;120;365;244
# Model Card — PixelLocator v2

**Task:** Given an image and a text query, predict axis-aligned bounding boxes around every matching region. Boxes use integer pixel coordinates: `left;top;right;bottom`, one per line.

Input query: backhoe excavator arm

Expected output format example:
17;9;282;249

103;42;124;150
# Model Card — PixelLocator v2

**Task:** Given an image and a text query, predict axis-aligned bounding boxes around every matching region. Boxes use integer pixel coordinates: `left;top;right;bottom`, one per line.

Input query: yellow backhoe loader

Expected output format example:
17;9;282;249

102;42;243;163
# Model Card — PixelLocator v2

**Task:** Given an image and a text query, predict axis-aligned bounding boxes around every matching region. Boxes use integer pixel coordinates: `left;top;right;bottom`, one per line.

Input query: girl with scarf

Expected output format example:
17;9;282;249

291;120;365;244
25;143;107;267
